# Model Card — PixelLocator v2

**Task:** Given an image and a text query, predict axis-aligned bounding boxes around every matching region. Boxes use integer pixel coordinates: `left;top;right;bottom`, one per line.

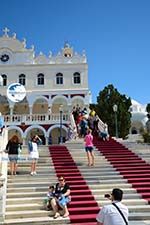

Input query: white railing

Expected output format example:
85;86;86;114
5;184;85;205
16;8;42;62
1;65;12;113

0;128;8;222
67;113;78;140
4;113;69;126
98;117;107;133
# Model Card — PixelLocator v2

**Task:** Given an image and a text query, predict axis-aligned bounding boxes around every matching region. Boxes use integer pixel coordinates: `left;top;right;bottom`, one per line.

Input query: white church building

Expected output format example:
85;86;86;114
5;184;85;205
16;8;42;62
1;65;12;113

0;28;147;143
0;28;91;144
130;99;147;134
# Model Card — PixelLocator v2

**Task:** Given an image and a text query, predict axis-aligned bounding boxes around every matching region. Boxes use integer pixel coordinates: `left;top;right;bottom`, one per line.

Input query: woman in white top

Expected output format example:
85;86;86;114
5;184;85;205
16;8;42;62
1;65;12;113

28;135;42;175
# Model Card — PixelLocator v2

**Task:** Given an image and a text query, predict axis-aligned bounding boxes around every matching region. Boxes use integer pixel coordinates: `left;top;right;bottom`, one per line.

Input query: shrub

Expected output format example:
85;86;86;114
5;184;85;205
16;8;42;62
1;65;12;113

142;132;150;143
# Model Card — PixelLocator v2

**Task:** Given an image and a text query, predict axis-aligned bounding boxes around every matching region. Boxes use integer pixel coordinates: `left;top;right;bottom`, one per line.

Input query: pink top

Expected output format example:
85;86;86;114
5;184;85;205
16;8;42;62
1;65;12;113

84;134;93;147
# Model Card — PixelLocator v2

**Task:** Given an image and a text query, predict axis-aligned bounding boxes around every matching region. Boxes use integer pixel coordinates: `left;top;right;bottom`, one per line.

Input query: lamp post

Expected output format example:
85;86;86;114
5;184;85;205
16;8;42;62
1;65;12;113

113;104;118;138
59;104;63;144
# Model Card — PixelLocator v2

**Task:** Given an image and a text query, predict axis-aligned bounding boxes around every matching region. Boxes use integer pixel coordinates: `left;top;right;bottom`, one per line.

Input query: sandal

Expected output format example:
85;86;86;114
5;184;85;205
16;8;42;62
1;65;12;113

53;212;60;219
63;213;69;218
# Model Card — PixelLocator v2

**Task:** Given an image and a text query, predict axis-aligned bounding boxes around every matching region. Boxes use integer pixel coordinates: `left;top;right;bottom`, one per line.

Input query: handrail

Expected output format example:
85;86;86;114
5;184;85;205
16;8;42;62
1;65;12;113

98;117;107;132
67;113;78;140
0;128;8;222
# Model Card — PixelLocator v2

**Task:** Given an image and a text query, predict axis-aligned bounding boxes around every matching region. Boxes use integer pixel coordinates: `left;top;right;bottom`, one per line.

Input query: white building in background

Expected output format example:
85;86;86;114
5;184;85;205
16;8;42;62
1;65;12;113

0;28;91;144
130;99;148;134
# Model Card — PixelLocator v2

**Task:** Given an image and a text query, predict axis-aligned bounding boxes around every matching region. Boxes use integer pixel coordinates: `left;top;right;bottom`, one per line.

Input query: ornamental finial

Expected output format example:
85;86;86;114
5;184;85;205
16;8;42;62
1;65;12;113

64;41;70;48
2;27;10;37
49;51;52;57
31;45;34;50
12;33;16;39
82;49;86;56
22;38;26;47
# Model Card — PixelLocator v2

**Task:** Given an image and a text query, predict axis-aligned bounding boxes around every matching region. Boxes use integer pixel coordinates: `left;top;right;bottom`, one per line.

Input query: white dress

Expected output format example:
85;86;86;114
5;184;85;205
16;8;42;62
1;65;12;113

29;142;39;159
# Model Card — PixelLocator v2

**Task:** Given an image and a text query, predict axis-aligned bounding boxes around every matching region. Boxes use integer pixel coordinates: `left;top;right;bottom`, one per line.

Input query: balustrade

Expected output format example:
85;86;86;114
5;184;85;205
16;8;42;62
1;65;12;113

4;113;69;126
0;128;8;222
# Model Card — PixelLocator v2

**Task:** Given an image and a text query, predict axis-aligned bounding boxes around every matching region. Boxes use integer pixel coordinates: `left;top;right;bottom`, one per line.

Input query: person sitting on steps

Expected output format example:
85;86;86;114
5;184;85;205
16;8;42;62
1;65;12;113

43;185;55;210
50;176;71;219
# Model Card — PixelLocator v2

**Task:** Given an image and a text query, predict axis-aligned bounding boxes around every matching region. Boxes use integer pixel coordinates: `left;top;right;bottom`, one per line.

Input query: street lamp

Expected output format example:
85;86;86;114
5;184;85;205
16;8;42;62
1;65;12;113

59;104;63;144
113;104;118;138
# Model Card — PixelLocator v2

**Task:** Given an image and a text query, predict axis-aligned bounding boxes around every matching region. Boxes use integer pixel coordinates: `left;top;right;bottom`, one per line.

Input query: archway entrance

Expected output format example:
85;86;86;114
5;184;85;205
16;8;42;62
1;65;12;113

49;127;67;144
8;129;23;142
26;128;46;145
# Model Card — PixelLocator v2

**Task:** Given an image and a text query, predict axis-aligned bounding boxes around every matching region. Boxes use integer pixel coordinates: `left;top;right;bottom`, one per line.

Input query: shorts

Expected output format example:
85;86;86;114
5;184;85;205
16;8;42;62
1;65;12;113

9;155;18;162
85;146;93;152
58;196;71;207
100;132;107;138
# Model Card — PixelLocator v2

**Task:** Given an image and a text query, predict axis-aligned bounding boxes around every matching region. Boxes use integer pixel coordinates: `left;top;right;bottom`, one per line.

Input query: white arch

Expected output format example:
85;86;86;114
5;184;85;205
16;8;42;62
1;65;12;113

33;96;49;105
47;124;68;137
51;95;68;104
71;96;85;105
28;95;49;106
24;125;47;138
7;126;24;137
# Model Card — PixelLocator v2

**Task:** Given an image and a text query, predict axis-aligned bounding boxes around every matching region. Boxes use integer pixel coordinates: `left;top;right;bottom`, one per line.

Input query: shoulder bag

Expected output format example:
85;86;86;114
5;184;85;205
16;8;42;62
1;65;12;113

112;202;128;225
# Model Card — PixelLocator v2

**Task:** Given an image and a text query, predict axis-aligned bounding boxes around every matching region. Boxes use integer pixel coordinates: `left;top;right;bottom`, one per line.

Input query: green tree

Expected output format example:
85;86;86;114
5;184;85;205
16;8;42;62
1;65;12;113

146;103;150;133
146;103;150;113
95;84;132;138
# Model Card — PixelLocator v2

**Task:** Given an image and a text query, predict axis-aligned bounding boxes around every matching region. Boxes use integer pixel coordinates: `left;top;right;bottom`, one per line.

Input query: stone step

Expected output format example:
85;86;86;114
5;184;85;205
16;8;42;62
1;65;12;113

129;220;150;225
7;190;141;200
6;196;147;206
7;192;47;198
5;142;150;225
4;218;150;225
12;165;53;169
129;212;150;220
7;180;132;190
7;177;56;182
7;179;128;188
4;216;69;225
7;174;124;183
5;210;52;220
7;174;56;180
7;181;57;188
7;187;137;195
7;170;56;176
128;205;150;212
6;202;150;213
6;203;44;211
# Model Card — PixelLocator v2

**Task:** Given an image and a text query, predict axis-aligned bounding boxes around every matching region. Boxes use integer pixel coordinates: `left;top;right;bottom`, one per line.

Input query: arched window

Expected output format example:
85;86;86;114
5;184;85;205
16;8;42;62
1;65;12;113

73;72;81;84
37;73;44;85
56;73;63;84
1;74;7;86
19;74;26;85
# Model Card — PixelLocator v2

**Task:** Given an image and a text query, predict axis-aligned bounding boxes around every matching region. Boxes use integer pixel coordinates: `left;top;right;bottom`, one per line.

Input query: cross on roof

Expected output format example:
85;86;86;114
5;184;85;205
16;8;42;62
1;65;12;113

3;27;10;36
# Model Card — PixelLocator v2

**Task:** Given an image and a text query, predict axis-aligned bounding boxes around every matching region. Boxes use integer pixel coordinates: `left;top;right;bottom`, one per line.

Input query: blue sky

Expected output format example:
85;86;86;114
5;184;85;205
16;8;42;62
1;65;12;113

0;0;150;104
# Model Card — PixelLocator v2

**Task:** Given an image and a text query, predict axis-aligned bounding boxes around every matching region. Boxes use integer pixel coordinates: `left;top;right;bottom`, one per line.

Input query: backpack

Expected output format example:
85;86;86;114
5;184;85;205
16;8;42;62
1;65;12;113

28;141;33;152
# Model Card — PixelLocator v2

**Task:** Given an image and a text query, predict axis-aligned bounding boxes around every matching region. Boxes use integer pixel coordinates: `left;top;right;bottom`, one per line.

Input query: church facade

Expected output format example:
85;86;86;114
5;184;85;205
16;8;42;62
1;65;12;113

0;28;91;144
130;99;147;135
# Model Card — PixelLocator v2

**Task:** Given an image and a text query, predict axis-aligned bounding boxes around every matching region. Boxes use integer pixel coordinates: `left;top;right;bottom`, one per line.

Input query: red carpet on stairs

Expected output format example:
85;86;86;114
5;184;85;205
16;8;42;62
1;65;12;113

93;137;150;204
49;145;99;224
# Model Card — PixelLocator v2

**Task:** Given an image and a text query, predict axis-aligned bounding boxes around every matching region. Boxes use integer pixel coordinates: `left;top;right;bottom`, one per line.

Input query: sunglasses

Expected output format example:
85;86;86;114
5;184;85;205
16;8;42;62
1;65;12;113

59;179;64;181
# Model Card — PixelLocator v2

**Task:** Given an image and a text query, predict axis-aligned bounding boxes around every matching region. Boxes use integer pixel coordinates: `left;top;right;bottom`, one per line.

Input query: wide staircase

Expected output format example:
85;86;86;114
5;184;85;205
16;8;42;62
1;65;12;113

120;140;150;164
3;138;150;225
4;145;71;225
